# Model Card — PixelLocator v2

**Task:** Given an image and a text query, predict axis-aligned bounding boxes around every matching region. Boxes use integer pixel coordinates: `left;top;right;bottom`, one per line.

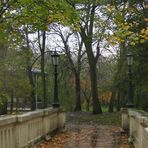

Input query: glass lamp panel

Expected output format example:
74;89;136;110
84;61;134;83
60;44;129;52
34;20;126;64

127;53;133;66
52;56;59;65
51;50;60;65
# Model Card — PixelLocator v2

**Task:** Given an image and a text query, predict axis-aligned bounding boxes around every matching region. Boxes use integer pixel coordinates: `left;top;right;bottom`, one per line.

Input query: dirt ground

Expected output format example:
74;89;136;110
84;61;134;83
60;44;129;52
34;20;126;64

35;112;134;148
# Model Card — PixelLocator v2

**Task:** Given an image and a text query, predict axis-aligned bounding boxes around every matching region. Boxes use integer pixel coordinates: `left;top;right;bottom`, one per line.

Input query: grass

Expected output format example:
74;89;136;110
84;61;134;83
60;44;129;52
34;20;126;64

82;106;116;113
67;112;121;126
101;106;109;112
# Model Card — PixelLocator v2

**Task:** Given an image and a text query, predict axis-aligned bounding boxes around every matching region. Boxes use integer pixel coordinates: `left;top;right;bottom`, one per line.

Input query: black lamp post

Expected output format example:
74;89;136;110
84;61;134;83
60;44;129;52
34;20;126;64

126;51;134;108
51;51;60;108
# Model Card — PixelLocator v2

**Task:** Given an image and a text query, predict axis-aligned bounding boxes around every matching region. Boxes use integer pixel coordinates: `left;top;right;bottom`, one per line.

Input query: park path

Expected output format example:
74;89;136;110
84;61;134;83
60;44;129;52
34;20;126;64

35;112;133;148
62;123;131;148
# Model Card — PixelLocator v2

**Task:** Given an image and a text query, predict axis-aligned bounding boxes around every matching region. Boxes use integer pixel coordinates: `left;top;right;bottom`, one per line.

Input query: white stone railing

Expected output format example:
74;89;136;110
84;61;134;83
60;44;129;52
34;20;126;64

121;108;148;148
0;108;65;148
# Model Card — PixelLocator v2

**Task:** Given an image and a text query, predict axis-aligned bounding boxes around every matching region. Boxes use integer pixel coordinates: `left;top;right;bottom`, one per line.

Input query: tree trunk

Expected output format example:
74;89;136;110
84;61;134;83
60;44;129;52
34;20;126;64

10;89;14;113
80;28;102;114
28;67;36;110
82;88;91;112
78;1;102;114
86;100;90;112
116;91;120;111
0;99;7;115
16;98;18;112
74;72;81;111
41;50;46;108
108;90;116;112
39;31;47;108
25;27;36;111
90;64;102;114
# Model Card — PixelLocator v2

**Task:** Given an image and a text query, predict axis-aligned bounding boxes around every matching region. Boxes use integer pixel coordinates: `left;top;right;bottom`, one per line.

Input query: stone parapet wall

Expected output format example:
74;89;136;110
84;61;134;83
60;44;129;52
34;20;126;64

0;108;65;148
121;108;148;148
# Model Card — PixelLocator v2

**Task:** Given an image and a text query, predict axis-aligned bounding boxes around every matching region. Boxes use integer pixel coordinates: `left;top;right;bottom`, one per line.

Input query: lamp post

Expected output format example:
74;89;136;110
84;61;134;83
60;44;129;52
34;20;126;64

126;51;134;108
51;51;60;108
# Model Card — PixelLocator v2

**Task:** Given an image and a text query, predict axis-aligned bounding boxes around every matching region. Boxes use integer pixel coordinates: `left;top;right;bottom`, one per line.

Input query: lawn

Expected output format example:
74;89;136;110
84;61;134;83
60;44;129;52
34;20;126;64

66;112;121;126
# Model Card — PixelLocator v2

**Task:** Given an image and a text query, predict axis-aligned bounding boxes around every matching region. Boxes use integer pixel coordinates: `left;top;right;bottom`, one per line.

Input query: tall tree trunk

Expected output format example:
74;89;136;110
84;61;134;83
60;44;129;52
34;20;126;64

74;72;81;111
39;31;46;108
83;91;90;112
0;98;7;115
16;98;18;112
79;1;102;114
10;89;14;113
82;86;91;112
41;54;46;108
90;63;102;114
25;27;36;111
86;100;90;112
108;90;116;112
28;66;36;110
80;30;102;114
60;32;83;111
116;91;120;111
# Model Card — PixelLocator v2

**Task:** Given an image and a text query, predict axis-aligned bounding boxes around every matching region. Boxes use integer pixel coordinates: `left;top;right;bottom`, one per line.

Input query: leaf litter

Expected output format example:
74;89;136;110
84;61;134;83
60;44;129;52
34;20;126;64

35;112;134;148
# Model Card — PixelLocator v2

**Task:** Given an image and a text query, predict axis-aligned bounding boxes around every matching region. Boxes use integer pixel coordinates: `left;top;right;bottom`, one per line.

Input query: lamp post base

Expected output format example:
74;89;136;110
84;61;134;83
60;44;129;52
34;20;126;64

52;103;60;108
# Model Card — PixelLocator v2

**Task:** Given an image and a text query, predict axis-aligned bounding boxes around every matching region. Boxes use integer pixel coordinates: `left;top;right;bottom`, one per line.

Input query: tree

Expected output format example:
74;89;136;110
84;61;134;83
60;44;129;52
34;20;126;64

37;30;47;108
66;0;119;114
79;1;102;114
107;0;148;110
0;42;32;113
81;71;92;112
0;0;80;110
19;0;79;109
48;24;86;111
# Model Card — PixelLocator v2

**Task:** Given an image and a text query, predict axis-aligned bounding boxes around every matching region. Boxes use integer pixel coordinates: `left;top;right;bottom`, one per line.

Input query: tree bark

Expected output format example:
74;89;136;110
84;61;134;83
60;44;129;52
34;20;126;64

40;31;47;108
10;89;14;113
25;27;36;111
90;63;102;114
86;100;90;112
28;66;36;110
108;90;116;112
0;99;7;115
80;31;102;114
79;2;102;114
74;72;81;111
59;31;83;112
116;91;120;111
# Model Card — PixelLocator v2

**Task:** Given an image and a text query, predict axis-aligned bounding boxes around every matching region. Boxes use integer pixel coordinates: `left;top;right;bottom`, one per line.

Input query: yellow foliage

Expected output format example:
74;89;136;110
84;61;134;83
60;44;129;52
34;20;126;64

123;25;130;30
141;29;145;34
140;39;145;44
100;91;112;103
130;42;136;46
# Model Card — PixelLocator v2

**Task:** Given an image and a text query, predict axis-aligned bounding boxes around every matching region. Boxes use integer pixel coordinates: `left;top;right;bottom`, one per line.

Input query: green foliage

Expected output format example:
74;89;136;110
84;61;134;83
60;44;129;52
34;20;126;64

107;1;147;46
0;0;80;51
82;105;116;113
67;112;121;126
1;0;79;30
0;0;147;112
0;94;9;107
105;1;148;110
58;56;76;111
0;44;32;103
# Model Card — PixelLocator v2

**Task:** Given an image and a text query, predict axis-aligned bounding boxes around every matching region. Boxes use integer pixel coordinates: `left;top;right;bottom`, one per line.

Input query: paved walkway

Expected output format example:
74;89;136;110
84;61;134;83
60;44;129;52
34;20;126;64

63;123;132;148
35;112;133;148
41;123;132;148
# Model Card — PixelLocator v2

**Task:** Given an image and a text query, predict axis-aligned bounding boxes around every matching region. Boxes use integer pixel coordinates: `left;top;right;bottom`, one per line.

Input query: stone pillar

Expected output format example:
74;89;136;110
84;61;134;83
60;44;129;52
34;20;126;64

121;108;129;131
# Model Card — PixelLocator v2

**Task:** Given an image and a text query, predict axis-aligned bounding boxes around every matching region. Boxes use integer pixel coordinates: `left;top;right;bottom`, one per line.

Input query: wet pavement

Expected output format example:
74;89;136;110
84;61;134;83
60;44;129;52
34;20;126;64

61;123;132;148
35;113;133;148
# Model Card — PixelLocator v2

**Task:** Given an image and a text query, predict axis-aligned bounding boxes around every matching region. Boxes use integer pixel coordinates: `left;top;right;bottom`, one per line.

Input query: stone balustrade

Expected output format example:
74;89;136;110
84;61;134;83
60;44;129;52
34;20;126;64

121;108;148;148
0;108;65;148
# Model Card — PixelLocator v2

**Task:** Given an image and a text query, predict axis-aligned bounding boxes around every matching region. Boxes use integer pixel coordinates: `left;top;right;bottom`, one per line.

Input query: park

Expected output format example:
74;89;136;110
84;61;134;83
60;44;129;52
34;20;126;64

0;0;148;148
